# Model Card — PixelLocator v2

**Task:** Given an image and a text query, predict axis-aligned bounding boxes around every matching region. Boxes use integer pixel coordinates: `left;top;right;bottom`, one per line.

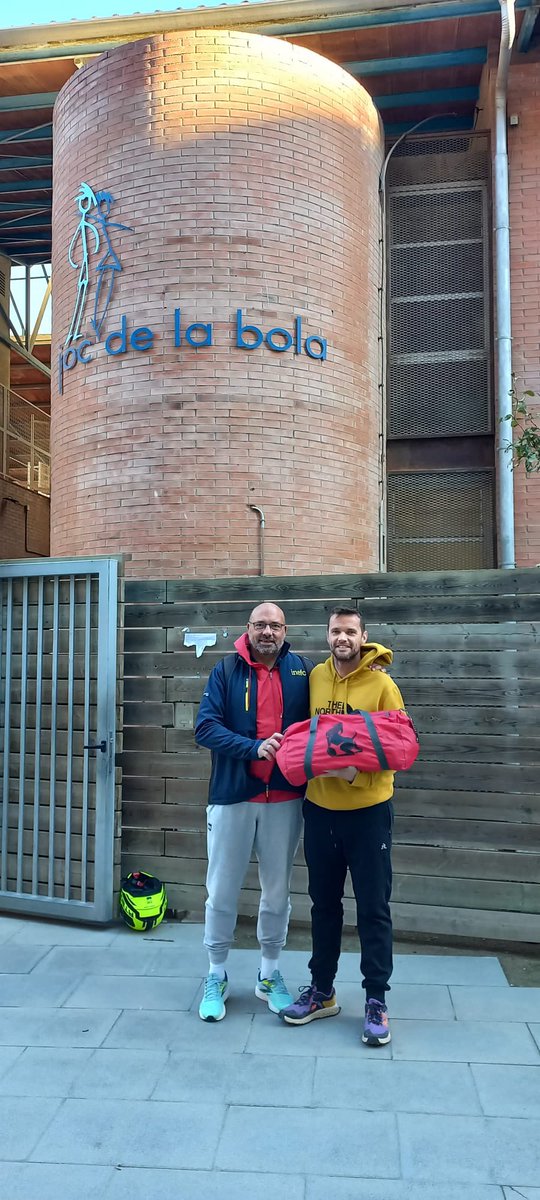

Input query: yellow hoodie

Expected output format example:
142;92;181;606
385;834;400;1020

307;642;405;811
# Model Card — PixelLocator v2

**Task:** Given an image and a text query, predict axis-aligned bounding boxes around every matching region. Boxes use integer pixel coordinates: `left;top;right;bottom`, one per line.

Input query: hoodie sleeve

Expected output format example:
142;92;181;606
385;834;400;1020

377;676;405;712
195;660;262;760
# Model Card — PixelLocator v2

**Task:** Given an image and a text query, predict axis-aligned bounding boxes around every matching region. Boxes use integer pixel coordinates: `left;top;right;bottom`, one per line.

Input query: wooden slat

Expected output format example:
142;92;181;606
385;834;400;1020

119;775;207;804
124;677;167;702
4;854;92;892
124;702;175;727
393;843;540;884
165;778;209;804
5;804;95;836
390;902;540;943
394;788;540;824
8;652;98;679
8;627;98;656
123;610;540;649
165;677;213;702
392;650;540;679
413;734;540;763
125;592;540;626
407;705;540;735
6;779;95;807
122;726;540;762
9;602;99;630
121;776;166;803
392;872;540;914
123;568;540;605
123;628;167;652
123;651;536;703
122;828;165;855
396;814;540;851
398;760;539;793
122;800;181;830
6;827;94;860
7;703;98;733
117;750;208;778
403;681;529;706
154;853;540;916
122;727;166;752
124;581;167;602
4;678;99;706
7;753;88;784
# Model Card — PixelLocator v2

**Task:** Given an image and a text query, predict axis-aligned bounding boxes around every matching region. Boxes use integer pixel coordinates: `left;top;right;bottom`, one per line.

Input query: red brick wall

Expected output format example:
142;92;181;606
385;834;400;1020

51;30;383;578
508;56;540;567
0;478;50;558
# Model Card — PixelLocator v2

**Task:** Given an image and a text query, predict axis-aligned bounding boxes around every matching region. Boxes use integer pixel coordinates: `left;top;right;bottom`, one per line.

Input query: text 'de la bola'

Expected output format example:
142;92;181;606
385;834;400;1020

58;309;328;392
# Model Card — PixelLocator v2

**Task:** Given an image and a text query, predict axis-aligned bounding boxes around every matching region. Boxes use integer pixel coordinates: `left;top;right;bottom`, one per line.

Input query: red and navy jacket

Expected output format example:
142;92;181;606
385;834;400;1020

195;635;312;805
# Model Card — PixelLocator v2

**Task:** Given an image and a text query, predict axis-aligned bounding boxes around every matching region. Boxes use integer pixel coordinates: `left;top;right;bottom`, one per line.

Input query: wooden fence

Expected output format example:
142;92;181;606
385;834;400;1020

120;569;540;944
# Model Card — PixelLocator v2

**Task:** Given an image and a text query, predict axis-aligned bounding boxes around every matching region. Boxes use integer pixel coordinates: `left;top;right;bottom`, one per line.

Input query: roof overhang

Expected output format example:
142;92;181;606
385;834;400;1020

0;0;539;262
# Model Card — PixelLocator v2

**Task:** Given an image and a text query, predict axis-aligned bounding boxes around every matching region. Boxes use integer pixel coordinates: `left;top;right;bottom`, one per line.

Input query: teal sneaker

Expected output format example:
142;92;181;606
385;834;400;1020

255;969;294;1014
199;972;229;1022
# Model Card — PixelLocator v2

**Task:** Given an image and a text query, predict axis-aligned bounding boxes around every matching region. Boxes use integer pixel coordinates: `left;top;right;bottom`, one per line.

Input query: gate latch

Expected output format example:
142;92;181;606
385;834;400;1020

84;740;107;753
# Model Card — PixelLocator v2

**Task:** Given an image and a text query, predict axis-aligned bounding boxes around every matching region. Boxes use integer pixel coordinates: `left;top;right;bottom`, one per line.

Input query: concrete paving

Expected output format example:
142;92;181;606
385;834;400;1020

0;913;539;1198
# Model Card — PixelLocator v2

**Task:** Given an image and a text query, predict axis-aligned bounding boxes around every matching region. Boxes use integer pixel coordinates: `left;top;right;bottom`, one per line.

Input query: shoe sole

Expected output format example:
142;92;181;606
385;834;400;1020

199;984;230;1022
281;1003;341;1025
254;984;293;1015
362;1030;391;1045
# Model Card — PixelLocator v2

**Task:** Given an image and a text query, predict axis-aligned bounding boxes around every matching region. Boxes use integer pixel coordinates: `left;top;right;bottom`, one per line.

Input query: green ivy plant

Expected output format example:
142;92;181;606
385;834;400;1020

501;387;540;474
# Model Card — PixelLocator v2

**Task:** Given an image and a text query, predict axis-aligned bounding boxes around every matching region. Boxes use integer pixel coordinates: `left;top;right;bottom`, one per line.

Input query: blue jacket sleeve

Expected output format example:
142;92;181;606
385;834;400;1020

195;661;262;760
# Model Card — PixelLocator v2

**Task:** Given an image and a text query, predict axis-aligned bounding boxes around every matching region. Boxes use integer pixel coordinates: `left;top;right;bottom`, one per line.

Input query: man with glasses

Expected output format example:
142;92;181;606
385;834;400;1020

195;602;312;1022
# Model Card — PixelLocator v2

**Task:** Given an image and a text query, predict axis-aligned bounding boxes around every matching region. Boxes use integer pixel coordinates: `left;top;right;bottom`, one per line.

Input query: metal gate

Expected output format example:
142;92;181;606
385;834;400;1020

0;556;121;923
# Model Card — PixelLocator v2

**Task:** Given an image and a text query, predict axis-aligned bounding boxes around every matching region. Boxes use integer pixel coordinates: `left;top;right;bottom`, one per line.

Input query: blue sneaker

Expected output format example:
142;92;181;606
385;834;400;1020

255;969;294;1014
362;997;391;1045
279;983;340;1025
199;972;229;1022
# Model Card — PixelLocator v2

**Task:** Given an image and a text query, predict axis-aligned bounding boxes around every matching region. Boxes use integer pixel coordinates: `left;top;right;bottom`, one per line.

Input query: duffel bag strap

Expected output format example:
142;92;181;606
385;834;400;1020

304;714;319;780
359;710;391;771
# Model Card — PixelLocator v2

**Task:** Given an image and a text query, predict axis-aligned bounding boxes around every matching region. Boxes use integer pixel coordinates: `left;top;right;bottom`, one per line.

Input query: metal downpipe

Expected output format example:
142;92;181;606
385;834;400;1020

494;0;516;568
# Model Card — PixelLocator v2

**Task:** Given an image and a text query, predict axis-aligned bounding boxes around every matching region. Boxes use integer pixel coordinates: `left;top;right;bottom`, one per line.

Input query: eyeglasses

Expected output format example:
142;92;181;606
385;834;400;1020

250;622;285;632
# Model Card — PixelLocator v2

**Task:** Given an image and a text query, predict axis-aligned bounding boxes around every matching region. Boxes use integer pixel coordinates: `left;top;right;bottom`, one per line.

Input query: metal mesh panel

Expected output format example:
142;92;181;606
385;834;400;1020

386;134;491;441
390;189;484;245
389;359;490;438
387;471;495;571
385;133;490;186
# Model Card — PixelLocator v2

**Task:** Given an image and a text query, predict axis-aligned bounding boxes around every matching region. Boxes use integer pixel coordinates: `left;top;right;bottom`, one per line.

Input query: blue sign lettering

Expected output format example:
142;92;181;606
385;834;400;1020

266;327;293;352
235;310;325;359
58;308;327;392
131;326;154;351
236;310;264;350
305;335;327;361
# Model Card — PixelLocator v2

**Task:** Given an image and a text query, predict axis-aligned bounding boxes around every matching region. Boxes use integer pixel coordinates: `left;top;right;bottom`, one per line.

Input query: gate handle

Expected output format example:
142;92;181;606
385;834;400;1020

84;740;107;753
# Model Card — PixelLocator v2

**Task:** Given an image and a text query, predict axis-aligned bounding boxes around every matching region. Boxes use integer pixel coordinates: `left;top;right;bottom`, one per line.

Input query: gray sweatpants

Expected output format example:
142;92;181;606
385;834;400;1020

203;799;303;964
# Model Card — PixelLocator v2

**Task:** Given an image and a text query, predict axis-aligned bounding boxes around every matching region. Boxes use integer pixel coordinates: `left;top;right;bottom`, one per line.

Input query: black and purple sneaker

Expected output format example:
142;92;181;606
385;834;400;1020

362;997;391;1045
279;983;340;1025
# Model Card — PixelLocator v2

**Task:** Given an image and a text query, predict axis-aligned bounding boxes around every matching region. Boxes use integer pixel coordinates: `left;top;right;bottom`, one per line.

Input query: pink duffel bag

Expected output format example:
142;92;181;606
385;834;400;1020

276;710;419;788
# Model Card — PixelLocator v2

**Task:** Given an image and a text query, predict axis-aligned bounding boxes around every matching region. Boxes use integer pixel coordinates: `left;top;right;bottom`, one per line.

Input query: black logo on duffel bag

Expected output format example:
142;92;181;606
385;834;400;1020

326;722;363;758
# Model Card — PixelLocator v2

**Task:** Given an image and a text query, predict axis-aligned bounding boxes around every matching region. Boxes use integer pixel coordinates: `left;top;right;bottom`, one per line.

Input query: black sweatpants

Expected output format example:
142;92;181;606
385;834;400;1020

303;798;394;1001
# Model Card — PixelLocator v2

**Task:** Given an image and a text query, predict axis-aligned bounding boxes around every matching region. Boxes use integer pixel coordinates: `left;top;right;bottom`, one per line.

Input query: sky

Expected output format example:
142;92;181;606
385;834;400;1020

3;0;249;30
